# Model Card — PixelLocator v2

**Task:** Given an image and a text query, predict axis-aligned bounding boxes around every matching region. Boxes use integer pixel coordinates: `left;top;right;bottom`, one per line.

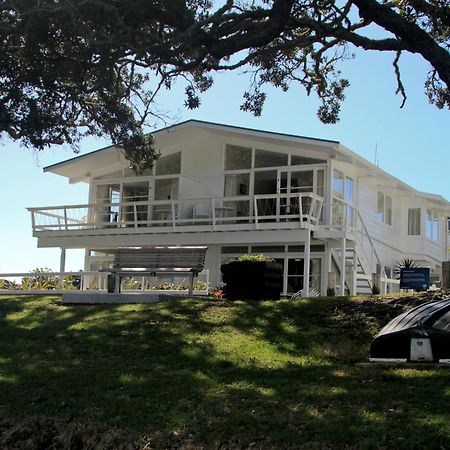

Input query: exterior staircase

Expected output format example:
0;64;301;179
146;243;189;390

315;206;387;295
330;244;373;295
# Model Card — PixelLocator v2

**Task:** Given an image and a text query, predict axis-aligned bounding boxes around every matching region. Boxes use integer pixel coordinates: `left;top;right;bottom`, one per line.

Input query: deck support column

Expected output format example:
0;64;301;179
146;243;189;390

351;247;358;295
59;247;66;285
303;228;311;297
340;238;346;296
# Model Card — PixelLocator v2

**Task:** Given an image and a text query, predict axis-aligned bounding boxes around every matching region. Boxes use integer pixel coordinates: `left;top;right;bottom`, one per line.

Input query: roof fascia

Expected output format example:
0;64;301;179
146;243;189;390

44;119;340;173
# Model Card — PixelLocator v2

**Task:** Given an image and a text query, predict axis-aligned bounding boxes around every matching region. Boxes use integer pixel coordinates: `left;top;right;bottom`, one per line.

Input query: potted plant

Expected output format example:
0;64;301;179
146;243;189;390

220;254;283;300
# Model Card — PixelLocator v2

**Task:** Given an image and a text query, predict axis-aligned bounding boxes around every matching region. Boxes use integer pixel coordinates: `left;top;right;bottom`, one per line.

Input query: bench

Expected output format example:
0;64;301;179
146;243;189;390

104;246;208;294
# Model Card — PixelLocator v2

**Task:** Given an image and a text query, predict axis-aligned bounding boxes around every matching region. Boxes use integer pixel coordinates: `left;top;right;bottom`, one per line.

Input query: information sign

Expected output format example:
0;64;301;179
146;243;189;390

400;268;430;290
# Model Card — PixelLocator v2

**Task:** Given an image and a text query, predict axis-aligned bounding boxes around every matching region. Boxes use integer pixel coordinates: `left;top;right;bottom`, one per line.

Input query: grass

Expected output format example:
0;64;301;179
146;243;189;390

0;294;449;449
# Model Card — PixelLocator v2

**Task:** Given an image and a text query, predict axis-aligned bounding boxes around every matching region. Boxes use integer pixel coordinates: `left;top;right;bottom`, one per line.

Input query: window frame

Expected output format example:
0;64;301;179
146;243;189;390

223;143;327;198
407;208;421;236
376;191;392;226
426;209;439;241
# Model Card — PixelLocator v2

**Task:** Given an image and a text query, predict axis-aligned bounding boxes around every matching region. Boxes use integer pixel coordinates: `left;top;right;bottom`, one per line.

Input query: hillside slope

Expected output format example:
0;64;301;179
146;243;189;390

0;294;449;449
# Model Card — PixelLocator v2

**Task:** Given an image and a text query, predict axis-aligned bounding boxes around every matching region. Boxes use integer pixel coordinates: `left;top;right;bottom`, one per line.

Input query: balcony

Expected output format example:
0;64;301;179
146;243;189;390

28;193;323;237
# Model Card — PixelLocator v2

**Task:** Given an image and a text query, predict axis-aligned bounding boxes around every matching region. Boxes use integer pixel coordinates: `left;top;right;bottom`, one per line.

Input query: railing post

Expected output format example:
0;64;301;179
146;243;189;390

211;198;216;230
171;201;176;231
303;228;311;297
317;197;324;224
298;194;303;222
352;270;357;296
352;248;358;295
133;204;138;228
340;237;346;296
254;197;259;230
63;208;68;231
30;210;36;233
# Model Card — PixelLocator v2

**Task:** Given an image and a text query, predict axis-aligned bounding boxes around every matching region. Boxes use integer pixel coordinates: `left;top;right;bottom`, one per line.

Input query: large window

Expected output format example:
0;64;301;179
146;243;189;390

332;170;354;226
408;208;421;235
154;178;179;200
333;170;344;199
377;191;392;226
223;145;327;207
220;245;323;294
345;177;354;204
255;149;288;168
225;145;252;170
224;173;250;196
155;152;181;175
426;209;439;240
291;155;326;165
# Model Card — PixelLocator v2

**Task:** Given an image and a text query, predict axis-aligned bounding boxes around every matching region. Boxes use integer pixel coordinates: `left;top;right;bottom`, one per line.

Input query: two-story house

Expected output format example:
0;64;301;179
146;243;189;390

29;120;450;296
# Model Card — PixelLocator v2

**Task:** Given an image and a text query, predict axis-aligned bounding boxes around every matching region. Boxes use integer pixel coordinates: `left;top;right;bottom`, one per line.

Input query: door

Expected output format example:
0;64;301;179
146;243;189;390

122;181;150;226
95;184;120;225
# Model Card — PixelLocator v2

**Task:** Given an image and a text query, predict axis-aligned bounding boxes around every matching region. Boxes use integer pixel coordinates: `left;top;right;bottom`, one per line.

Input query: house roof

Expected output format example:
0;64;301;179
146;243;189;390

43;119;450;206
43;119;340;177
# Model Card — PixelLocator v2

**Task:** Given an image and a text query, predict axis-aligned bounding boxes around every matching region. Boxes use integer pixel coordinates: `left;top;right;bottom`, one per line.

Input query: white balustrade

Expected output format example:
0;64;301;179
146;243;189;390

28;192;324;235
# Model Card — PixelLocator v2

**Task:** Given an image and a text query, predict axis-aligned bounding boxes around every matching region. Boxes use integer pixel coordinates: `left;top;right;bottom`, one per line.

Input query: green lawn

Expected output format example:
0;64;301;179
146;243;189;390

0;294;449;449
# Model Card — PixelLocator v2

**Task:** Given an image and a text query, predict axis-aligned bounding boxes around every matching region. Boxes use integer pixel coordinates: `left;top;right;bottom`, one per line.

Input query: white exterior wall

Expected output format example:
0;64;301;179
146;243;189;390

332;159;448;271
33;122;450;293
179;135;225;199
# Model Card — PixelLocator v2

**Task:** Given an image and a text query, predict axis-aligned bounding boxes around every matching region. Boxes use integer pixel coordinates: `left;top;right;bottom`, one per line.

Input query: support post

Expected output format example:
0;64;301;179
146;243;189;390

188;273;194;296
372;272;381;295
323;247;331;296
340;238;346;296
351;247;358;295
59;248;66;285
326;158;334;227
442;261;450;289
328;271;337;296
303;228;311;297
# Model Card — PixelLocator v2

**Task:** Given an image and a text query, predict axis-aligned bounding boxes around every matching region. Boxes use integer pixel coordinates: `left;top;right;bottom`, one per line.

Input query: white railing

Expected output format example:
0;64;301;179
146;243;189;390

28;192;324;234
0;270;210;295
324;198;393;294
0;271;107;292
322;199;386;278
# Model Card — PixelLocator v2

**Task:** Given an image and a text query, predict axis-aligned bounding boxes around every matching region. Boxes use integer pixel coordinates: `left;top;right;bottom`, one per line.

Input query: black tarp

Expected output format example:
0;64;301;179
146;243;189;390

370;299;450;362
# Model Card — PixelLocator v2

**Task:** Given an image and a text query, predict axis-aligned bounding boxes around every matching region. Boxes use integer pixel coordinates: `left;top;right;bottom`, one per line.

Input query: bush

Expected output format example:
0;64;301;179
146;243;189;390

21;268;60;290
0;279;19;290
236;253;274;262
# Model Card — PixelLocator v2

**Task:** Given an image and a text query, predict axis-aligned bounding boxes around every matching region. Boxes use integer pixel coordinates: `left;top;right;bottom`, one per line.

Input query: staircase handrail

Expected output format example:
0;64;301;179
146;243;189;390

355;209;387;278
319;197;386;278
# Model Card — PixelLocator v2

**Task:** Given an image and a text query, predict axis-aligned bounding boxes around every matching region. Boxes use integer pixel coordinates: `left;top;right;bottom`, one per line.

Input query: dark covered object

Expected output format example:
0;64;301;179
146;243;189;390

221;261;283;300
370;299;450;361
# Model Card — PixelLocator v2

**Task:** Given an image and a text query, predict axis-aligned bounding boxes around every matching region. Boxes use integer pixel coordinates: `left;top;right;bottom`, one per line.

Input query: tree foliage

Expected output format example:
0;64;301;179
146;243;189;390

1;0;449;171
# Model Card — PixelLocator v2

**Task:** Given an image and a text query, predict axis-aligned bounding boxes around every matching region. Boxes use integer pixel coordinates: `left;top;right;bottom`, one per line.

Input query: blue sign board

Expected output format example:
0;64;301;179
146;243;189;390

400;268;430;290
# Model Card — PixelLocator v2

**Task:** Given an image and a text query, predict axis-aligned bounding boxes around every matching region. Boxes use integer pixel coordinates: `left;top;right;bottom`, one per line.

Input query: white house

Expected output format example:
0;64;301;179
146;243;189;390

28;120;450;296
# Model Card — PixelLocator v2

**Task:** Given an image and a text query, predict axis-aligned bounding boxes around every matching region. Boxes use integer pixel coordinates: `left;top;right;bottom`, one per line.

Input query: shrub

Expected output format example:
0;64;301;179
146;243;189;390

21;268;60;290
0;279;19;290
211;287;223;299
193;281;208;291
393;258;421;278
236;253;274;262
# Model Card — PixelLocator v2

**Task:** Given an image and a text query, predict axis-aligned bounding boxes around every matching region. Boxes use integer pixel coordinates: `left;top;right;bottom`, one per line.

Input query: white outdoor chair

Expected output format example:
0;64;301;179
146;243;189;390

291;288;320;299
193;203;211;221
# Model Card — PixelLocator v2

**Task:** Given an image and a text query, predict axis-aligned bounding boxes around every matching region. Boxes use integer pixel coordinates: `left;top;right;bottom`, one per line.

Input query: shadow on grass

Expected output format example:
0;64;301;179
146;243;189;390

0;295;449;448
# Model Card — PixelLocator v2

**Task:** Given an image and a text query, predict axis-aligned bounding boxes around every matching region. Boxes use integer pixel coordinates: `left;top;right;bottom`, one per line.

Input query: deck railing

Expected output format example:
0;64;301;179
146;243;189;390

28;192;324;235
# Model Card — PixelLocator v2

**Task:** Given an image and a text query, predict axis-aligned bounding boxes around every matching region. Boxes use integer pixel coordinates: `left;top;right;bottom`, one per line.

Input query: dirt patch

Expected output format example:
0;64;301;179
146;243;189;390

335;291;450;330
0;415;143;450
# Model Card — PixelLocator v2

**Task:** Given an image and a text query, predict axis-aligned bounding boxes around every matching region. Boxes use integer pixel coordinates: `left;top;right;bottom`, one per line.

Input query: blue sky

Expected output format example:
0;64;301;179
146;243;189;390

0;47;449;273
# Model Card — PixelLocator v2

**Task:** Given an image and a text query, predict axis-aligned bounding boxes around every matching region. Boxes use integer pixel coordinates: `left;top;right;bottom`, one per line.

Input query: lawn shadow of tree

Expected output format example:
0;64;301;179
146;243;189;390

0;295;449;448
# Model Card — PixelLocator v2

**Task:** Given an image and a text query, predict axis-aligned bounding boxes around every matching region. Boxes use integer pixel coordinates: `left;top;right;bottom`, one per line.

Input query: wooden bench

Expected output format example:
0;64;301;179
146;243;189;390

104;246;208;294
